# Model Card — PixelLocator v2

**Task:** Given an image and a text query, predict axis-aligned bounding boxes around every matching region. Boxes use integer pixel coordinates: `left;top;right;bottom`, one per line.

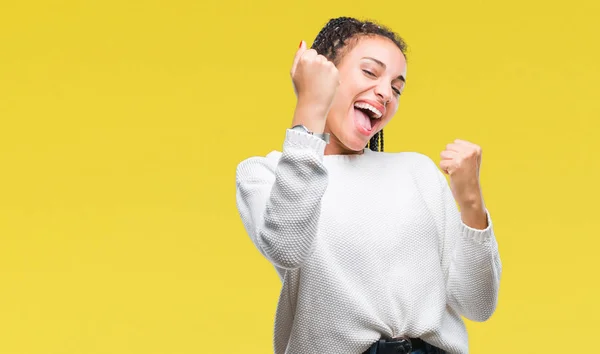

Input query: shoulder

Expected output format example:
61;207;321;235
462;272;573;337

235;150;282;182
379;151;439;173
378;151;445;188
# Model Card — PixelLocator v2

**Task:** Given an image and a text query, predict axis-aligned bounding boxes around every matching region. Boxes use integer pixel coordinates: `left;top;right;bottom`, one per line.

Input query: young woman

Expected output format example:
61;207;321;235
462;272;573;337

236;17;502;354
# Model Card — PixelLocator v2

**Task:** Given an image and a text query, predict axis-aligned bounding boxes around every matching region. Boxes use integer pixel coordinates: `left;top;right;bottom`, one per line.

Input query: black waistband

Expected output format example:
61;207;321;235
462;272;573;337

363;337;444;354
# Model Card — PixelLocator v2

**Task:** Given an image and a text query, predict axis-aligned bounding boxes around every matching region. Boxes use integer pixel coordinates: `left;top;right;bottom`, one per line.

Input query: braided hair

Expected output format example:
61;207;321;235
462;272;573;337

311;17;407;152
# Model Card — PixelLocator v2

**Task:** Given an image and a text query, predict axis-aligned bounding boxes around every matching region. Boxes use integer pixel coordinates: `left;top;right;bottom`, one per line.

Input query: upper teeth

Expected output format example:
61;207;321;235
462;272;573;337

354;102;383;119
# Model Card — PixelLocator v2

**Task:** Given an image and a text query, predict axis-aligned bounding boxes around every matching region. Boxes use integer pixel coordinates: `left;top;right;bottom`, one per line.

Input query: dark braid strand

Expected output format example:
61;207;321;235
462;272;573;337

369;131;380;152
367;130;385;152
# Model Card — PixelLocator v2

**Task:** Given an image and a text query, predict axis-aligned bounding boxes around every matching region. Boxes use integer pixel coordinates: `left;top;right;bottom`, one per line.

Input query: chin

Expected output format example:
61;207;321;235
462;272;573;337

341;132;370;152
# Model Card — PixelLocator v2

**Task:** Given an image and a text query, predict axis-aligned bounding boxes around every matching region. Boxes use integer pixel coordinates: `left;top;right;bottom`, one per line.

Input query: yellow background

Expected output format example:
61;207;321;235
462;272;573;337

1;0;598;353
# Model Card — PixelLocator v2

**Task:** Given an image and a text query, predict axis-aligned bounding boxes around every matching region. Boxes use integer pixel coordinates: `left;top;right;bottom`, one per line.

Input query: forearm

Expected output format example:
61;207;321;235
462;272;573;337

459;201;488;230
291;99;328;134
447;210;502;321
236;129;329;269
435;169;501;321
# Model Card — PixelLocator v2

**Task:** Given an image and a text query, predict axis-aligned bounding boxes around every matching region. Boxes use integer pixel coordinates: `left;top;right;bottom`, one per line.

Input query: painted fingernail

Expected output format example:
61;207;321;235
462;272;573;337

299;41;303;48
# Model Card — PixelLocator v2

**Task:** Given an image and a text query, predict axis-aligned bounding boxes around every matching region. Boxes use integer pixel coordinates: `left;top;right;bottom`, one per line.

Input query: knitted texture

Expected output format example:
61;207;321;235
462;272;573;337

235;129;502;354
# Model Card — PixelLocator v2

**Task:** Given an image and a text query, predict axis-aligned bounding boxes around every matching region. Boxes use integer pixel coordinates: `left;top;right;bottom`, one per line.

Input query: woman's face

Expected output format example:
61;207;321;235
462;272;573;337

325;35;407;154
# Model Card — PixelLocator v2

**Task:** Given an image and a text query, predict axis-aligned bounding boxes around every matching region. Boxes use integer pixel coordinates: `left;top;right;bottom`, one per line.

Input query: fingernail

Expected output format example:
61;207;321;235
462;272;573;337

298;41;303;48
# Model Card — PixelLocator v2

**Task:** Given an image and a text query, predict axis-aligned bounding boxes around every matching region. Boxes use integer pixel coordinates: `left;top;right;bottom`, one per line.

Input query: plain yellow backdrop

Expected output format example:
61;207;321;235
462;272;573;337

1;0;599;353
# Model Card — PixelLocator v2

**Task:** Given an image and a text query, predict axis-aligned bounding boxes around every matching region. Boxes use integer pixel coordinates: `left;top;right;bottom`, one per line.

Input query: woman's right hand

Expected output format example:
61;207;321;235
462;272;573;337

291;41;340;123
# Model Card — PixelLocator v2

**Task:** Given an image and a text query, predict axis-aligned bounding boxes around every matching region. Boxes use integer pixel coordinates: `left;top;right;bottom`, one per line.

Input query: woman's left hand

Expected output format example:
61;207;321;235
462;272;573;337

439;139;484;210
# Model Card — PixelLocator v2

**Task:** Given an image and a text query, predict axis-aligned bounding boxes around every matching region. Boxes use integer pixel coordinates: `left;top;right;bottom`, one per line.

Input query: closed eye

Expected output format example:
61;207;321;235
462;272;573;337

362;69;376;77
364;69;402;96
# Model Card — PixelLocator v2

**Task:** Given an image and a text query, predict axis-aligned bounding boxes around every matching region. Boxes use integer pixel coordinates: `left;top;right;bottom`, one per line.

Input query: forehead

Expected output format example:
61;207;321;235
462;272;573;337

341;35;407;76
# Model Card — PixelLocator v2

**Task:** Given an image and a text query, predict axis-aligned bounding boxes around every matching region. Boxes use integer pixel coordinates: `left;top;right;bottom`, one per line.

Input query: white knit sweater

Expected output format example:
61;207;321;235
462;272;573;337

235;129;502;354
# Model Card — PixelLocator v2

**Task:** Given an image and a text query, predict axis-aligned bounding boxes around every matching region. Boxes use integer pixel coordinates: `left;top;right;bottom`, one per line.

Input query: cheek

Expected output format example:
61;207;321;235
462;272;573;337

388;101;400;116
332;86;353;116
327;90;353;130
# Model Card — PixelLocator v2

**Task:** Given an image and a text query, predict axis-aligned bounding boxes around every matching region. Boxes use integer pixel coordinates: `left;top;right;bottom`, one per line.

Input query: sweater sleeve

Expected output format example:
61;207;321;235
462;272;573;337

235;129;329;270
436;169;502;322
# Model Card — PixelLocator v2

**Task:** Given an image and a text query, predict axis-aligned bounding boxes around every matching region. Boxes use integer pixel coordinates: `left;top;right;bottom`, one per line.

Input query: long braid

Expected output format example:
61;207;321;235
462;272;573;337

369;132;379;152
312;17;406;153
368;130;385;152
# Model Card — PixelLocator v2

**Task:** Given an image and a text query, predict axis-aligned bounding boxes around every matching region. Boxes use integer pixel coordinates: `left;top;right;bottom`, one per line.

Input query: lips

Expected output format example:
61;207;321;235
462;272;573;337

354;99;385;118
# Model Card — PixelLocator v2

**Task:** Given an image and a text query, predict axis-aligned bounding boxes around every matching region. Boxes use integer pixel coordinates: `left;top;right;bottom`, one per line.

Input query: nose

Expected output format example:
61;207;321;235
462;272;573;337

375;82;392;106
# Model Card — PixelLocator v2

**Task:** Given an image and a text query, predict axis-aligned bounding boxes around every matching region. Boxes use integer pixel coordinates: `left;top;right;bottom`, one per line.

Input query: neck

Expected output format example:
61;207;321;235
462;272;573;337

324;132;366;156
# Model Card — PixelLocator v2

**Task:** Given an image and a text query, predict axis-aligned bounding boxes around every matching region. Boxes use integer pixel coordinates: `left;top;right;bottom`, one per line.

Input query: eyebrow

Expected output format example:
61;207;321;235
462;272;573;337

362;57;406;83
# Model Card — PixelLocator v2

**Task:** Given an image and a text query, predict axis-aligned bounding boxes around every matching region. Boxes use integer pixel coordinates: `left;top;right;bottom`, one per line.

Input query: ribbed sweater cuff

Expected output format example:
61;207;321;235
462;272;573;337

460;208;494;244
283;129;327;159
